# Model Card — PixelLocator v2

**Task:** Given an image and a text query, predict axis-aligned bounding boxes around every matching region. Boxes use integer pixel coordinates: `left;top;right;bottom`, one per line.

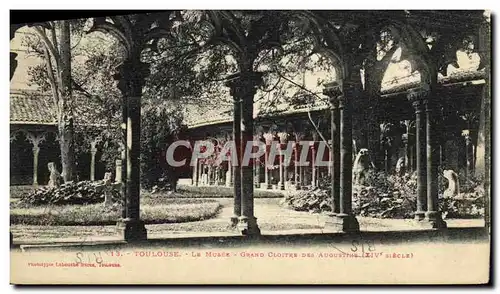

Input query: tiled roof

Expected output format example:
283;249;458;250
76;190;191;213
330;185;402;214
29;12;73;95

10;91;56;125
185;69;486;129
10;90;107;126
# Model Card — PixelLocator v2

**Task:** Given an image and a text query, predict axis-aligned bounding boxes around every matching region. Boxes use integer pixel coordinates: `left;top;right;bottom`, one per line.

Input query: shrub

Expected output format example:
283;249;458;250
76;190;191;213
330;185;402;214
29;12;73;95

18;181;121;206
284;169;485;219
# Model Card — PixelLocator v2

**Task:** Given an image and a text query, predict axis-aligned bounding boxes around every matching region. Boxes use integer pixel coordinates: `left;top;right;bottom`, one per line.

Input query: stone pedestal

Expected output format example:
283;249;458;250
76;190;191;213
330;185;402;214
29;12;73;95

116;218;147;242
238;216;261;236
420;211;448;229
325;213;360;232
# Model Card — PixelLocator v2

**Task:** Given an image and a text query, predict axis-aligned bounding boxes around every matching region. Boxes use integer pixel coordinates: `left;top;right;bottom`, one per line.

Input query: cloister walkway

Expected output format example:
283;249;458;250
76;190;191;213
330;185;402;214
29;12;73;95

11;188;484;245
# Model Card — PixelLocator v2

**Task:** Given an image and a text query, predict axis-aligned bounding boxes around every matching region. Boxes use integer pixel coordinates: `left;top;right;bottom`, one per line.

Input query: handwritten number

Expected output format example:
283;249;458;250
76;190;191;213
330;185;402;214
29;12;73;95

351;240;359;252
94;252;103;264
76;252;83;264
367;240;376;252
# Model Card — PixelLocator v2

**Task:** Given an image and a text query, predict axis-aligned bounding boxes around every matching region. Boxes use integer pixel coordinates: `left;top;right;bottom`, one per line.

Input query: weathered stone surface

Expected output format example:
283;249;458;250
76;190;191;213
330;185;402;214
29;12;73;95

47;162;62;188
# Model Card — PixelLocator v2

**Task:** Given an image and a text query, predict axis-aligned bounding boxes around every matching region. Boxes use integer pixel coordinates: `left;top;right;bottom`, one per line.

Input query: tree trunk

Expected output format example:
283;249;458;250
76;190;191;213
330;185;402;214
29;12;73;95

58;20;75;183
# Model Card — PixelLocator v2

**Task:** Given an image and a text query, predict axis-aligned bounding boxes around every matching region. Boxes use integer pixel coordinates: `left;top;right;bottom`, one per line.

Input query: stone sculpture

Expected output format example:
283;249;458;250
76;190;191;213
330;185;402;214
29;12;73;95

47;162;62;188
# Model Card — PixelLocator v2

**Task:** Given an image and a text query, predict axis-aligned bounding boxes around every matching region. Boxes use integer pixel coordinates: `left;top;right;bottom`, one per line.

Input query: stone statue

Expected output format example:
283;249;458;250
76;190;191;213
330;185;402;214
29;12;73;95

225;169;231;187
47;162;62;188
395;157;406;177
443;169;460;198
353;149;375;186
102;172;114;207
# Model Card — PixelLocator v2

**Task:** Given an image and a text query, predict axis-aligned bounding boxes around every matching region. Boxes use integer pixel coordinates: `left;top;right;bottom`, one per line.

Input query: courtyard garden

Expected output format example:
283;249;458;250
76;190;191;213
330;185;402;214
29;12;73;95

10;183;224;227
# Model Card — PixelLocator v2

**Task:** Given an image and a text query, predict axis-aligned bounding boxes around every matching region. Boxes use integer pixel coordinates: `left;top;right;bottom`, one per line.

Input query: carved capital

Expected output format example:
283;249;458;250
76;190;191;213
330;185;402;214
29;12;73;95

225;72;263;101
462;129;472;145
407;86;430;104
278;132;289;144
10;131;19;143
90;137;101;151
25;132;46;148
263;133;274;145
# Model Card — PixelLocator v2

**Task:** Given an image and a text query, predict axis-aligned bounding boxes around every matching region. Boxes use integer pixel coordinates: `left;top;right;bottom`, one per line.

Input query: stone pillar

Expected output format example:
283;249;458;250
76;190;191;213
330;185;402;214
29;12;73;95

114;57;149;241
255;158;261;188
227;82;242;226
477;12;491;230
207;165;213;185
118;143;127;219
32;146;40;186
462;129;472;182
326;82;359;232
115;159;122;183
278;132;288;190
226;72;262;235
294;141;300;189
310;138;317;188
407;90;427;221
193;158;199;186
402;135;409;172
263;133;273;189
26;132;45;187
226;156;232;187
324;83;341;214
425;100;447;228
90;139;98;181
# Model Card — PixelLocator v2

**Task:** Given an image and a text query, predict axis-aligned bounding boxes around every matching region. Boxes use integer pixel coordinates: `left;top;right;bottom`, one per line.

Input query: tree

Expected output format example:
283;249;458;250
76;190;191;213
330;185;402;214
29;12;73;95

24;20;82;183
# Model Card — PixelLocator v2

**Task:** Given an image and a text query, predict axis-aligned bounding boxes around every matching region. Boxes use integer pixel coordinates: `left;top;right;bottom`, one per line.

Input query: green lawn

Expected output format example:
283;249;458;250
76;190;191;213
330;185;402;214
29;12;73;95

10;185;37;199
9;183;283;228
10;197;222;226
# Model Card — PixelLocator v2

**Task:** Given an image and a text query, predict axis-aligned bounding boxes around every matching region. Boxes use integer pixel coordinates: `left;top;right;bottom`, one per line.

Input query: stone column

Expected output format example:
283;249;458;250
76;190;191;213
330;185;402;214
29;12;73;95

226;156;232;187
227;81;242;226
193;158;199;186
462;129;472;182
90;139;98;181
255;158;261;188
324;82;341;214
118;143;127;219
115;159;122;183
114;57;149;241
327;82;359;232
310;135;317;188
294;141;300;189
32;146;40;186
407;90;427;221
226;72;262;235
278;132;288;190
263;133;273;189
425;99;447;228
26;132;45;187
478;12;491;230
253;135;261;188
207;165;213;185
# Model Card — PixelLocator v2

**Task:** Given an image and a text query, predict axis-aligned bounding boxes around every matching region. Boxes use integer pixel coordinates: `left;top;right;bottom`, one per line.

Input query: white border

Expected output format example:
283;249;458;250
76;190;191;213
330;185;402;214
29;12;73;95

2;1;498;293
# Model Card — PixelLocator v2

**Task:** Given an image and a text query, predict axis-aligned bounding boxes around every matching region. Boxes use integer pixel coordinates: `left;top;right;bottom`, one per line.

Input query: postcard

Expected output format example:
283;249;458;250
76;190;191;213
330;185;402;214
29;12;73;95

9;9;491;285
